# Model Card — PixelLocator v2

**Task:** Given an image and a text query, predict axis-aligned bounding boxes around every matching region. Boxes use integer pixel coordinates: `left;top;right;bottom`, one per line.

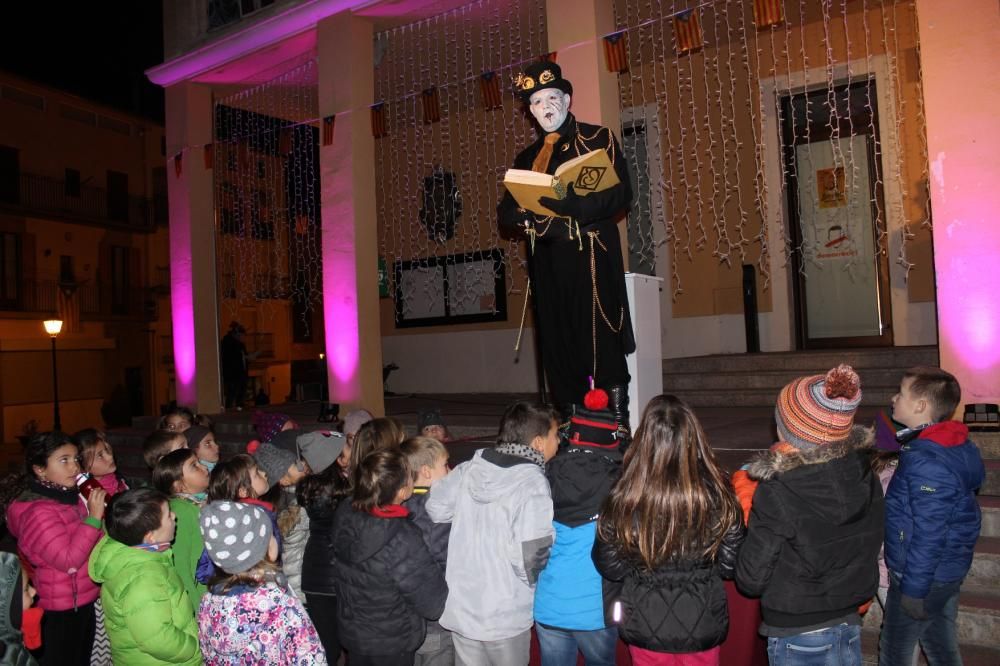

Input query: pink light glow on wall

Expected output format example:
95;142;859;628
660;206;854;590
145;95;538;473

169;207;198;405
322;169;361;404
917;0;1000;405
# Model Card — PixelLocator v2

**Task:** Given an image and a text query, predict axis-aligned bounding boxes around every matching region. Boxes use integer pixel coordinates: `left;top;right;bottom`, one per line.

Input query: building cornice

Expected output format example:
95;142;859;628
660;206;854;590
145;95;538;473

145;0;366;87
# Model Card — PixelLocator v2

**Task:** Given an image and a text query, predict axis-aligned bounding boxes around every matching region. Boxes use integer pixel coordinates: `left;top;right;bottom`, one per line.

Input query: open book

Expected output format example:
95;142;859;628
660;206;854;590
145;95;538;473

503;149;620;217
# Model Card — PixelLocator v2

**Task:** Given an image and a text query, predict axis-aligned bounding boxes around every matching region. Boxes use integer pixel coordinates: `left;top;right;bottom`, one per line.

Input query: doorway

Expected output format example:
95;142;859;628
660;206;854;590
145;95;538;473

780;78;893;348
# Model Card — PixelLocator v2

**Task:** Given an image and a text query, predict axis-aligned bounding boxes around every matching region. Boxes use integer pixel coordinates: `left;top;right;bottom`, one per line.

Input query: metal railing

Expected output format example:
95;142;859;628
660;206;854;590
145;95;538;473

0;172;159;231
0;278;154;319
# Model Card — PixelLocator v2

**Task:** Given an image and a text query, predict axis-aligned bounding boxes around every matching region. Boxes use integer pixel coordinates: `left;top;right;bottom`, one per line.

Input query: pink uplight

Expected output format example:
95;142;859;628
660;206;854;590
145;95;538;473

323;168;361;404
169;208;198;404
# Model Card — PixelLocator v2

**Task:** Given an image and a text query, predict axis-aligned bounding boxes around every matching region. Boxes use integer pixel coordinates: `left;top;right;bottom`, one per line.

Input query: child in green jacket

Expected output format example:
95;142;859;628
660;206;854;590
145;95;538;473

153;448;211;608
88;489;201;665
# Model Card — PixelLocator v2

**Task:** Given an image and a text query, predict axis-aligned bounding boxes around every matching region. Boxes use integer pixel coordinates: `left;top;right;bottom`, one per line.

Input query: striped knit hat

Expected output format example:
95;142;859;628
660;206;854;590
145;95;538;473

775;364;862;450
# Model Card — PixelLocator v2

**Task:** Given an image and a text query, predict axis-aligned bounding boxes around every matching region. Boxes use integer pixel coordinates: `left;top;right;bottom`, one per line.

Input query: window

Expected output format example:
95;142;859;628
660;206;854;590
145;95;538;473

65;168;81;197
107;170;129;222
0;145;18;204
220;209;242;235
256;160;266;178
111;246;130;314
60;255;75;283
209;0;275;29
0;232;20;308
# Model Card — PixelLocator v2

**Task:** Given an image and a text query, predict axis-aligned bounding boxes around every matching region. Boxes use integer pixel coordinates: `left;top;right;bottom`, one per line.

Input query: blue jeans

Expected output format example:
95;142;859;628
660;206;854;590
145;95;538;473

535;624;618;666
879;575;962;666
766;623;861;666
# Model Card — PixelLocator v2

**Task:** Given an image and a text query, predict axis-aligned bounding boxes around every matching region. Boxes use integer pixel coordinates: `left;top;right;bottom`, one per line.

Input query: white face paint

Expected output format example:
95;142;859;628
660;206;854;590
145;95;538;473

529;88;571;133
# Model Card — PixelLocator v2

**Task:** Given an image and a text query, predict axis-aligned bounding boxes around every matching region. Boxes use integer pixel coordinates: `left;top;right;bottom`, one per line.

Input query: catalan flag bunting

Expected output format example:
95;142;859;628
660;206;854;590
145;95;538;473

322;115;335;146
422;87;441;124
673;8;704;54
603;31;629;73
753;0;785;28
57;287;80;333
480;71;503;110
371;103;388;139
203;143;214;170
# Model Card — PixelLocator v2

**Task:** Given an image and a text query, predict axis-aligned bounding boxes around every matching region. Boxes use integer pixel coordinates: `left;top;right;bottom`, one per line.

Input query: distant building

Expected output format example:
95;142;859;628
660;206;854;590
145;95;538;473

0;71;171;452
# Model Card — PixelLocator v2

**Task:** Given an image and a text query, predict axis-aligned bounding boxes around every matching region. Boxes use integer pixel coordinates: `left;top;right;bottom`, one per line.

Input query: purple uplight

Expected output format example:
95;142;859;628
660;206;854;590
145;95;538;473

169;208;198;404
323;170;361;403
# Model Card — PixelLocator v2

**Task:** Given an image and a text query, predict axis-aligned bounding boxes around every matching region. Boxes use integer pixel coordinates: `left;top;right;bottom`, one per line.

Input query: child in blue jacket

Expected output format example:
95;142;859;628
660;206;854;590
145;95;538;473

880;367;985;665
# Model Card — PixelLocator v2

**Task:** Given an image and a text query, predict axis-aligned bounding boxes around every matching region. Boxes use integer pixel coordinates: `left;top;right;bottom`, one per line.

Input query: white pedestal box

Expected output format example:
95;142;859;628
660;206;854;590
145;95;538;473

625;273;664;429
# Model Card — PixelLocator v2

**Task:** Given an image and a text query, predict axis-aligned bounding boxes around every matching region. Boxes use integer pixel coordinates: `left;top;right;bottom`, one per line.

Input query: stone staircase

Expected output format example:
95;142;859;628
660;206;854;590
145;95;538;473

861;430;1000;665
662;347;939;408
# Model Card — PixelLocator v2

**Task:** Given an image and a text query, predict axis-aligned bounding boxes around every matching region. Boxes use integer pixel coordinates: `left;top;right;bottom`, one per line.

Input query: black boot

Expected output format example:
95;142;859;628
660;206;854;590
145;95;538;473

606;385;632;449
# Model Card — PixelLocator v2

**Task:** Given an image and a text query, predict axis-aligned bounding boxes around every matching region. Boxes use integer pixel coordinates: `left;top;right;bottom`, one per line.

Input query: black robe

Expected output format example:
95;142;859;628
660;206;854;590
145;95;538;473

498;114;635;407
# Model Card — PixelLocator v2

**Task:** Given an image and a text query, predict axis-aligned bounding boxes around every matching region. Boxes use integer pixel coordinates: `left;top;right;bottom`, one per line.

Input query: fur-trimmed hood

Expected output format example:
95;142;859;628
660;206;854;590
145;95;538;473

747;425;874;482
746;425;876;527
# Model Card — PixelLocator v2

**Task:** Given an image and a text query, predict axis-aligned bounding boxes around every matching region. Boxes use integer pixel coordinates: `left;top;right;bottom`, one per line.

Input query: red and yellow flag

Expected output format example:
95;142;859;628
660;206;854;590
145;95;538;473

422;87;441;124
371;103;388;139
603;31;629;73
322;115;335;146
753;0;785;28
673;8;704;54
480;71;503;110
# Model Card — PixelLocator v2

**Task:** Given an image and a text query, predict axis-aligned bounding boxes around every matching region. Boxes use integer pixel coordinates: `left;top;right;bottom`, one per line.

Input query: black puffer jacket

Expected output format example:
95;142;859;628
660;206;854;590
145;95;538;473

405;490;450;572
735;426;884;630
331;501;447;655
300;490;341;596
593;521;745;653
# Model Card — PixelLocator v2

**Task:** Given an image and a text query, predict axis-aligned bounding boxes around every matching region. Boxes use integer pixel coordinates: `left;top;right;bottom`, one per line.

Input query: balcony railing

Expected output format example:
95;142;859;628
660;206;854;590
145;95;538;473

0;172;159;231
0;279;156;319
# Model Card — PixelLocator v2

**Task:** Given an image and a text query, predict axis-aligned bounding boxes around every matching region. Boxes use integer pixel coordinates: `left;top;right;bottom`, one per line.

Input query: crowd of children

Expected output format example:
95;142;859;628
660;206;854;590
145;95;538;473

0;364;985;666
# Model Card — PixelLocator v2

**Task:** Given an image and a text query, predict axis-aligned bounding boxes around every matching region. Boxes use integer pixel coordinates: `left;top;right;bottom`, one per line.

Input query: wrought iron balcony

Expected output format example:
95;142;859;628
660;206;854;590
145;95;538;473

0;171;160;232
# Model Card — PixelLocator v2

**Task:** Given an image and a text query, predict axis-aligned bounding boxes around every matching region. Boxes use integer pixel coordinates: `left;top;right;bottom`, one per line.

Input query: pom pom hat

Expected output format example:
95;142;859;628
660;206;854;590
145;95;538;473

200;501;273;574
775;364;863;450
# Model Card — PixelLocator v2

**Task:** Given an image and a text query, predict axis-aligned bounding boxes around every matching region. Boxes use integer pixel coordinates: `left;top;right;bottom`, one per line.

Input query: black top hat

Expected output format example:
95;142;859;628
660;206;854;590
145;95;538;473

515;61;573;101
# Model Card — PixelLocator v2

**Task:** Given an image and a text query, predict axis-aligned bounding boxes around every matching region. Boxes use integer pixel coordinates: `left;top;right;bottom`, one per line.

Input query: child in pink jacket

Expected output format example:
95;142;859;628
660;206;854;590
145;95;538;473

5;431;107;665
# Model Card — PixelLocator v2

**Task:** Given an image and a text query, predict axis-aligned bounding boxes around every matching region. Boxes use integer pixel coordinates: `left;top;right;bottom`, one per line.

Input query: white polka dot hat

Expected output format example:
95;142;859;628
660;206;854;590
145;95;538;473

199;500;273;574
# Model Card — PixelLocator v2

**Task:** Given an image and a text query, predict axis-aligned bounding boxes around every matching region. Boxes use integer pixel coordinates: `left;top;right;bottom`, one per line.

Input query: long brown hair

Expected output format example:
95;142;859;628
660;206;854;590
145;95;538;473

348;417;406;486
208;454;260;501
598;394;741;569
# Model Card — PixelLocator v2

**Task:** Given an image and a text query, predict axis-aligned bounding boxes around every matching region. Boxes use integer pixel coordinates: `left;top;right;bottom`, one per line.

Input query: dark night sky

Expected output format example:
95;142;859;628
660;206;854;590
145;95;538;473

0;1;165;123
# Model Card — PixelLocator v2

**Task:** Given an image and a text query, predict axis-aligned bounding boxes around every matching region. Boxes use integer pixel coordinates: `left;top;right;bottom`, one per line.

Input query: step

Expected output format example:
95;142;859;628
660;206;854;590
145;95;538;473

663;347;938;375
663;367;907;392
862;584;1000;647
982;496;1000;539
967;537;1000;589
659;386;898;408
974;431;1000;460
861;627;1000;665
984;459;1000;497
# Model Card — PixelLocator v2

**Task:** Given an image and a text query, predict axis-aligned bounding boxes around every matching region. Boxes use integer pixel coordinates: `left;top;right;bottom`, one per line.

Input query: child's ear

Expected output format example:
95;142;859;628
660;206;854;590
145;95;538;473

420;464;432;480
529;435;545;453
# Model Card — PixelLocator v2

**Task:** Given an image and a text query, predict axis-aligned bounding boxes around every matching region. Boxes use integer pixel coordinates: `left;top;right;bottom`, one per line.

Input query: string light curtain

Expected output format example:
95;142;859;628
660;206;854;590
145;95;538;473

212;56;322;328
373;0;547;322
610;0;930;303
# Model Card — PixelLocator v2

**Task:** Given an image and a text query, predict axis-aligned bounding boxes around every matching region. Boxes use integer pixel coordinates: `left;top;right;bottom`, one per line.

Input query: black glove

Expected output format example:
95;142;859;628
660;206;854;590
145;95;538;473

900;594;928;620
539;182;584;220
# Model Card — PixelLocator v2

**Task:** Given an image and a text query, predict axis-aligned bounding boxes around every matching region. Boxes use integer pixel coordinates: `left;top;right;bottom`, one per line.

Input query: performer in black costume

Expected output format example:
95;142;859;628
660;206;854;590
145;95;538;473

497;62;635;435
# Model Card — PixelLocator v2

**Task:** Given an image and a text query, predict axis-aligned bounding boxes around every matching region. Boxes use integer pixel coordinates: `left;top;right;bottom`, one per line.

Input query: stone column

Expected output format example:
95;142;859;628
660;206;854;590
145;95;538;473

164;82;222;413
915;0;1000;409
316;12;386;416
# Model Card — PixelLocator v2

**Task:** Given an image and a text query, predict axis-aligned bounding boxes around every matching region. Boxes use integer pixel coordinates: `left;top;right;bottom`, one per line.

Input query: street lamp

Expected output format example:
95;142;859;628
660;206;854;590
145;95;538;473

43;319;63;431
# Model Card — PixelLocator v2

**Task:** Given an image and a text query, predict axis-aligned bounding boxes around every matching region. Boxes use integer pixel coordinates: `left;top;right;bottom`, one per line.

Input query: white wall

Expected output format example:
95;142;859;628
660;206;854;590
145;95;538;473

381;327;540;394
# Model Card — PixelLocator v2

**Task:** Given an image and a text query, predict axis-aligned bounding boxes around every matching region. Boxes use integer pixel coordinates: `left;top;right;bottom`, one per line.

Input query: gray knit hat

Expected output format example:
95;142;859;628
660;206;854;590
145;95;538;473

297;430;346;474
250;441;297;489
343;409;374;437
200;501;273;573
